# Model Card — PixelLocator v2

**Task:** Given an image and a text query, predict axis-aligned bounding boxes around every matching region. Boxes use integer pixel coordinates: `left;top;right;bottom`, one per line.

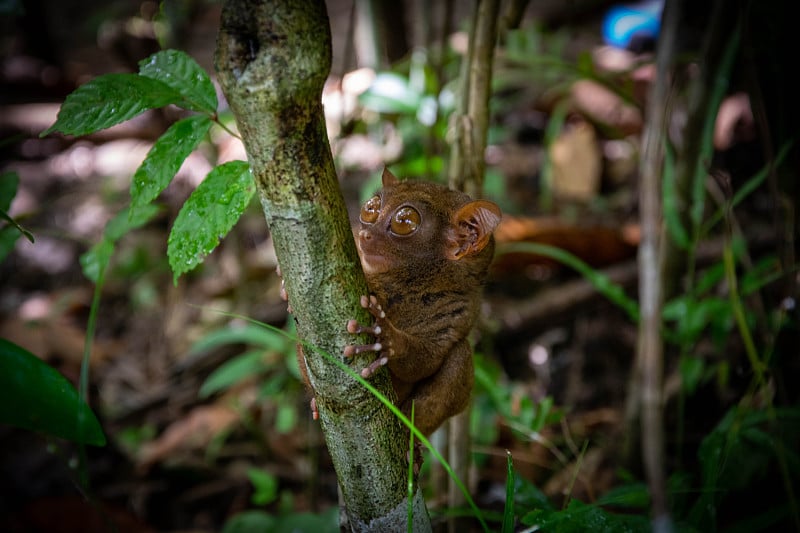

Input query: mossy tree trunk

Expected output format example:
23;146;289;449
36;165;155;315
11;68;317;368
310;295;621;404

215;1;431;530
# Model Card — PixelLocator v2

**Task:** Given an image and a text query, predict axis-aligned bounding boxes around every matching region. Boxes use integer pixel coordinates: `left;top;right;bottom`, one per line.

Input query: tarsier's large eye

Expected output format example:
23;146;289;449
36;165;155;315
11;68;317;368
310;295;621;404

390;206;420;236
360;195;381;224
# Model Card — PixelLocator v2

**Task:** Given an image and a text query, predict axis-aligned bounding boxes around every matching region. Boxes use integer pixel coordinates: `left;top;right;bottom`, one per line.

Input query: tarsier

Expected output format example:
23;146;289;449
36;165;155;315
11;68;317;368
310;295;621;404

293;168;501;437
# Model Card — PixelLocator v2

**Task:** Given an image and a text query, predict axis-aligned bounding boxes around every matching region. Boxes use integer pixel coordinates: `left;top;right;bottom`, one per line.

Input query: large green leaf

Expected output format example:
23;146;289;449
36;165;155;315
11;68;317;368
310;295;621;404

167;160;254;282
0;338;106;445
41;73;182;137
130;114;212;218
139;50;218;114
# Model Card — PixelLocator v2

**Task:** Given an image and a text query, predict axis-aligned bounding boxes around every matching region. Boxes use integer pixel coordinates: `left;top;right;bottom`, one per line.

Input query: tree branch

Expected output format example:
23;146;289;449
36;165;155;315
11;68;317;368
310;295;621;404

214;1;429;529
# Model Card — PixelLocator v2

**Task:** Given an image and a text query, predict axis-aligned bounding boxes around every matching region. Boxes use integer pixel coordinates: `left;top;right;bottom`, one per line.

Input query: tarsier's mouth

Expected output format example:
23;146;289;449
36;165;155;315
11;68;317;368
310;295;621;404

355;235;391;274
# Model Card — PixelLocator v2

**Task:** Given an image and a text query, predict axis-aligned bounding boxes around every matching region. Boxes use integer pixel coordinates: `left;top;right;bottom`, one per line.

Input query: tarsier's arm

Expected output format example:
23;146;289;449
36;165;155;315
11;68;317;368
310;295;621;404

343;295;450;379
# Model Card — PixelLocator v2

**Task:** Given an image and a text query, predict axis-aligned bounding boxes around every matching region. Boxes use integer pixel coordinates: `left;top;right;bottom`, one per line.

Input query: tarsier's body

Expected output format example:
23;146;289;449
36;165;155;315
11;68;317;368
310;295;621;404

343;168;502;436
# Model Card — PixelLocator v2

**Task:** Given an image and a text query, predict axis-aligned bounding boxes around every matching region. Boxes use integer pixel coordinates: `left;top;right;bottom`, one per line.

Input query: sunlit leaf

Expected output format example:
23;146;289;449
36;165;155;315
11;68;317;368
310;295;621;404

359;72;421;114
41;73;182;137
0;338;106;445
167;160;254;283
139;49;218;114
130;115;212;218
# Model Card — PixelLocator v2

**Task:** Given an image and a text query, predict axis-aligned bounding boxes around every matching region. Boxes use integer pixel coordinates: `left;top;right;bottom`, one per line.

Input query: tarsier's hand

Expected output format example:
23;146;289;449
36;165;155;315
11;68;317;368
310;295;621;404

344;295;395;378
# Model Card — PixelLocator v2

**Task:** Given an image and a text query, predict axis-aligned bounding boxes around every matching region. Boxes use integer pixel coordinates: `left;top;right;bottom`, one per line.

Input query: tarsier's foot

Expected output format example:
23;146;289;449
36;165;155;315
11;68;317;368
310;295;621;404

344;295;394;378
310;397;318;420
275;264;292;313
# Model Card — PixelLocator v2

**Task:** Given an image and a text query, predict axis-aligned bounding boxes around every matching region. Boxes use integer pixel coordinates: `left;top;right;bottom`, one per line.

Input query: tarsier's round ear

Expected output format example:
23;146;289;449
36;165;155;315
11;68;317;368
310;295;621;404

382;167;399;187
447;200;502;260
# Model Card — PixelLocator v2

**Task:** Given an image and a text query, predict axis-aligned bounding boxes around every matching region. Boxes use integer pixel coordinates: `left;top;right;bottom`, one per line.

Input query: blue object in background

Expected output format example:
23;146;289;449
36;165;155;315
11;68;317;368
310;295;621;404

602;0;663;51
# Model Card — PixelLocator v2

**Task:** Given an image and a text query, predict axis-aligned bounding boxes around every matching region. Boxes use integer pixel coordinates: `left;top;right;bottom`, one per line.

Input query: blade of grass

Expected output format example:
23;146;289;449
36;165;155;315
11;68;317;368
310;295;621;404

497;242;639;321
501;450;515;533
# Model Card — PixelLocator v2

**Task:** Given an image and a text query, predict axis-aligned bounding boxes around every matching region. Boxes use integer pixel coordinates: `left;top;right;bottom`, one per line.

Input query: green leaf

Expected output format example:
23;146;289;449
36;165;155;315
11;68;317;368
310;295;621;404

105;203;161;242
0;170;19;212
80;204;161;282
596;483;650;509
221;502;339;532
0;209;34;244
222;510;276;533
523;499;649;532
359;72;421;114
513;475;553;515
199;350;265;398
0;338;106;445
139;50;218;114
189;323;290;355
679;354;706;395
247;468;279;506
80;239;114;283
0;226;21;263
42;73;182;137
167;160;254;282
130;115;212;217
0;171;34;246
275;403;297;433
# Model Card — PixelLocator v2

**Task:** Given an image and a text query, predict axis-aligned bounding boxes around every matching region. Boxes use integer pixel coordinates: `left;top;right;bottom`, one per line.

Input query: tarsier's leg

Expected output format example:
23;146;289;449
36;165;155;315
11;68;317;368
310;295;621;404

398;339;474;437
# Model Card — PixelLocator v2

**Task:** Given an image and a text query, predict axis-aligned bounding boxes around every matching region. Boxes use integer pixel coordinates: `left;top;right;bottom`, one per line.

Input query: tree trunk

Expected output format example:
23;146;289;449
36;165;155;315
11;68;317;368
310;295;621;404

214;1;431;530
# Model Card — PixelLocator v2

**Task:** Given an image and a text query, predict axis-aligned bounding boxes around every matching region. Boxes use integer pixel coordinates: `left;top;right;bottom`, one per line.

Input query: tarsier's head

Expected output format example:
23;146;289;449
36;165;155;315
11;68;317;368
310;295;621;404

355;168;502;276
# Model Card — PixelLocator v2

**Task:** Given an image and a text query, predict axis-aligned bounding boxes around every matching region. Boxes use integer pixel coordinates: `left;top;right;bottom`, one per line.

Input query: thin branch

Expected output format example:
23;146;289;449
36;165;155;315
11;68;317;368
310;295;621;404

448;0;500;198
635;0;678;525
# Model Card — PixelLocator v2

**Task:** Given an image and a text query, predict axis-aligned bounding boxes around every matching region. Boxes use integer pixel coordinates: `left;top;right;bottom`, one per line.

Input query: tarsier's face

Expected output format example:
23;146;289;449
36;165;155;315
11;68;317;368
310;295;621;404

354;168;502;277
355;190;442;275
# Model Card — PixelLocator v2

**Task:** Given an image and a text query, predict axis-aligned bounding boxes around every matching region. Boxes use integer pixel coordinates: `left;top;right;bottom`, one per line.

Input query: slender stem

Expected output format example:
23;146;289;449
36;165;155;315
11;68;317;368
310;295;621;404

635;0;679;523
